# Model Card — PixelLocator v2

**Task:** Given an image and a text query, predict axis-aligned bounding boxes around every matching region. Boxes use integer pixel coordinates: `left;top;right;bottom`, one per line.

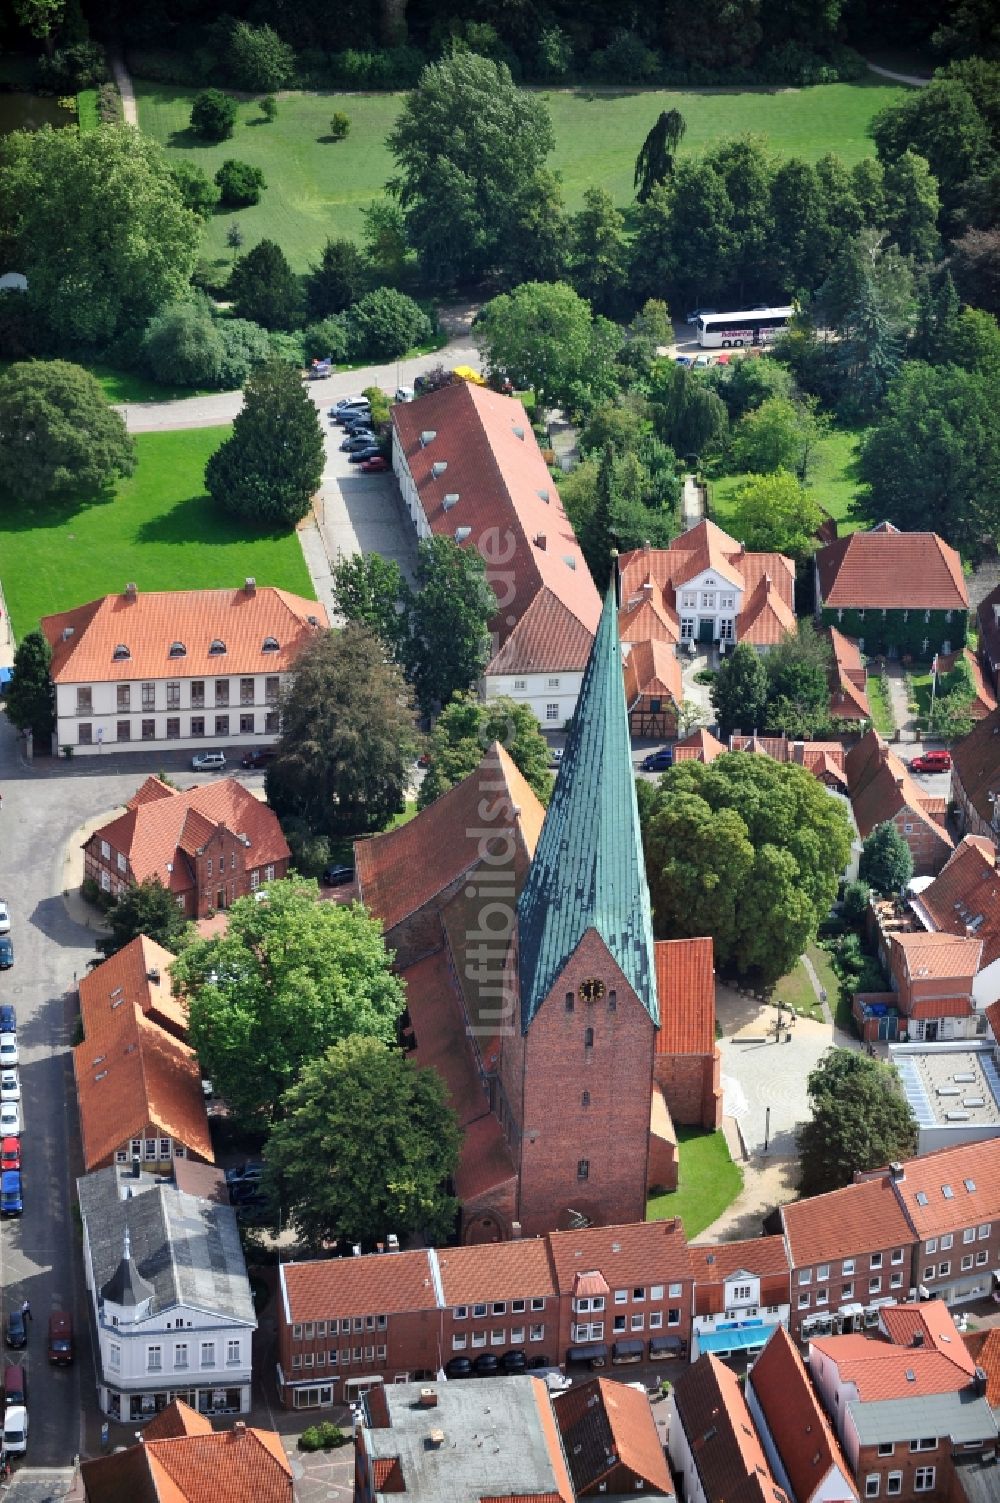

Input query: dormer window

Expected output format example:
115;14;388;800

113;644;130;661
169;642;186;658
209;639;227;656
262;636;280;653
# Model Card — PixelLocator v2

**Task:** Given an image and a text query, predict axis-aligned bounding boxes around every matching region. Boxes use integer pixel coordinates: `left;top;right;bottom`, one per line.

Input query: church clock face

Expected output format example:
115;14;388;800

578;978;606;1002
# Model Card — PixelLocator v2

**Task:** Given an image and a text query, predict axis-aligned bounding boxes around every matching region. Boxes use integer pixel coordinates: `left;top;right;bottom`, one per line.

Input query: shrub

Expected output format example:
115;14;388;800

36;42;106;92
362;385;391;427
841;880;871;924
591;30;660;83
267;329;306;366
533;25;574;80
329;112;351;141
260;94;278;121
346;288;432;361
97;82;123;124
216;317;272;387
215;159;267;208
190;89;238;142
302;316;351;363
227;22;296;93
170;161;220;220
142;298;224;388
298;1423;347;1451
327;47;425;90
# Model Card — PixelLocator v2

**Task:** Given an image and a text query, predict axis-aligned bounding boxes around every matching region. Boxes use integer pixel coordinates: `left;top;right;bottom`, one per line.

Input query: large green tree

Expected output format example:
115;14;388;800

641;754;853;984
0;360;135;502
4;629;54;744
633;109;687;203
265;624;418;840
569;188;629;316
632;167;734;308
98;877;193;959
883;150;941;263
729;471;823;561
648;362;728;459
265;1036;461;1247
870;77;994;225
859;821;914;896
418;693;553;810
386;51;555;286
331;553;403;655
205;358;323;529
710;642;769;737
305;237;367;318
0;126;200;346
763;625;833;737
142;299;224;389
731;397;825;479
399;537;498;716
173;880;406;1126
475;281;620;413
228;239;301;331
798;1049;918;1197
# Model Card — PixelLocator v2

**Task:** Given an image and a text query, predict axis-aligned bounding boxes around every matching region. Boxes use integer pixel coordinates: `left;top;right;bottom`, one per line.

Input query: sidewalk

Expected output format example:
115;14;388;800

885;662;913;742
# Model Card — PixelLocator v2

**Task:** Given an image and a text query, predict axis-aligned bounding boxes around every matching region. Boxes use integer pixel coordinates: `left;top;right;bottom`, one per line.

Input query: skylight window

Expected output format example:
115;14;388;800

942;1185;954;1199
169;641;186;658
965;1178;977;1192
916;1192;929;1206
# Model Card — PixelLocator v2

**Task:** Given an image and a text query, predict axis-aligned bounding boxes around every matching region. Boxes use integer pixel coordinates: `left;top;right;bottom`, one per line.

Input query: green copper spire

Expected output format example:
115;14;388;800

516;580;658;1032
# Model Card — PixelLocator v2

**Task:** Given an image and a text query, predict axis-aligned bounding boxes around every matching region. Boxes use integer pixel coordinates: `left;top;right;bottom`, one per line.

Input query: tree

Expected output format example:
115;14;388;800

0;126;200;347
797;1050;918;1197
12;0;65;47
731;397;824;479
265;625;418;840
228;239;301;330
142;298;224;388
730;471;823;561
711;642;769;736
498;170;569;289
260;95;278;122
215;316;271;386
265;1036;461;1247
620;300;673;380
227;21;295;92
0;360;135;502
172;880;406;1126
710;353;794;421
883;150;941;263
331;552;403;654
870;78;993;225
214;159;267;208
768;158;834;294
912;271;961;364
634;109;687;203
763;625;832;737
837;271;904;419
4;630;54;744
632;168;734;308
859;821;915;896
190;89;238;142
226;222;244;258
386;50;555;285
647;361;728;459
475;281;618;413
346;288;432;361
205;357;323;528
418;693;553;809
399;537;498;716
705;135;776;304
329;112;351;141
659;0;762;68
950;227;1000;318
98;877;193;959
305;237;366;319
569;188;629;316
641;754;853;984
170;161;220;220
362;198;409;281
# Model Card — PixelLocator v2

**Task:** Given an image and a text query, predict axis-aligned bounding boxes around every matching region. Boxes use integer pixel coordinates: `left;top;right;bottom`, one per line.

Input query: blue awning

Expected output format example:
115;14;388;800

0;668;11;686
697;1325;773;1355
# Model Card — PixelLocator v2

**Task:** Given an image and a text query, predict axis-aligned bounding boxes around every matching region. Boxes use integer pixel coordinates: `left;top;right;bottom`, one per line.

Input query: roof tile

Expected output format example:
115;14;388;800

749;1328;858;1503
654;938;716;1055
281;1251;439;1322
547;1219;692;1292
554;1377;674;1496
435;1240;556;1306
781;1175;914;1268
816;528;968;611
951;706;1000;831
673;1354;790;1503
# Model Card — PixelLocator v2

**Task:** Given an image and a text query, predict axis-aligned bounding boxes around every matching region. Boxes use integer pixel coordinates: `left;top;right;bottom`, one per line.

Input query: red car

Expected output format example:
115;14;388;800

911;750;952;773
360;455;388;473
1;1137;20;1172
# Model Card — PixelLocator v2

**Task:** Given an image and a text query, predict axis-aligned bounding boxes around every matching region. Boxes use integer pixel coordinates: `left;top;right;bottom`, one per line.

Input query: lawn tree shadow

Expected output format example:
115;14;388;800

135;492;290;546
167;126;210;149
316;134;350;145
0;484;118;534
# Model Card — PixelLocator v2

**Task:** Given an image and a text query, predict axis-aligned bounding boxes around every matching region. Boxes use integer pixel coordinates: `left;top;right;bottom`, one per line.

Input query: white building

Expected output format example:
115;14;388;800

41;581;327;756
688;1238;792;1362
78;1161;257;1422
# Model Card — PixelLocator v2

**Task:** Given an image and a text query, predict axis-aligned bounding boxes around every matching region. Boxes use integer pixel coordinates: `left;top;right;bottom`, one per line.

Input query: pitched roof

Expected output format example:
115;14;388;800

142;1400;215;1441
809;1338;972;1401
977;584;1000;673
42;585;326;683
816;528;968;611
623;638;683;706
143;1425;292;1503
451;1110;519;1204
486;587;597;676
738;570;798;647
280;1251;439;1322
951;706;1000;830
546;1219;692;1292
654;938;716;1056
938;648;997;720
355;743;543;934
554;1377;674;1496
79;935;187;1039
915;836;1000;968
403;949;493;1128
878;1301;976;1373
963;1328;1000;1405
673;727;727;764
826;627;871;721
517;587;659;1031
393;384;600;655
890;929;983;984
749;1328;857;1503
781;1174;914;1268
673;1354;791;1503
689;1237;790;1283
435;1240;556;1306
846;731;954;851
890;1137;1000;1238
619;589;679;645
87;777;290;888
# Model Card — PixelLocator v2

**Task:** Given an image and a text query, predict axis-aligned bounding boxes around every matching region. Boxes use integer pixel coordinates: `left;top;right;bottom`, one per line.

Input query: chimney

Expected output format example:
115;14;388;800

534;533;547;550
895;776;905;791
124;582;138;600
147;967;160;984
418;1388;438;1409
244;577;256;595
511;1220;523;1239
233;1421;247;1434
974;1368;988;1397
427;1428;445;1448
889;1161;905;1183
386;1233;400;1252
131;1156;142;1179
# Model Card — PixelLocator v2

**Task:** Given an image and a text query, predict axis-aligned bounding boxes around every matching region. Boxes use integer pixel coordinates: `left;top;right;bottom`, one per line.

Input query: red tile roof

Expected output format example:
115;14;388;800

673;1354;790;1503
486;588;597;676
673;727;726;764
452;1110;518;1204
142;1401;214;1441
738;570;797;647
42;585;326;683
938;648;997;720
878;1301;976;1372
749;1328;858;1503
951;706;1000;831
79;935;187;1038
280;1251;439;1322
890;929;983;985
816;527;968;611
435;1240;556;1306
987;998;1000;1044
963;1328;1000;1405
781;1174;914;1268
729;736;847;787
355;743;543;933
144;1425;292;1503
623;639;683;706
845;731;954;853
554;1377;674;1497
619;590;679;645
826;627;871;721
915;836;1000;966
809;1337;971;1401
690;1237;790;1317
404;949;492;1129
654;938;716;1055
393;384;600;657
547;1219;692;1292
890;1137;1000;1238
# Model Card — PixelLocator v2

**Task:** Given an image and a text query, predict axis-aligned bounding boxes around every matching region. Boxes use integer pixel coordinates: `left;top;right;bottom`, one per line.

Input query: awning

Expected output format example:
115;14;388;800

697;1326;771;1355
612;1339;645;1358
0;668;11;687
649;1335;684;1354
567;1344;608;1364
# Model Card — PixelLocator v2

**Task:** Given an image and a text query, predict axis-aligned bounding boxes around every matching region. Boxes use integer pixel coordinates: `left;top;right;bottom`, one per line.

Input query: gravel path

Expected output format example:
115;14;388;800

866;60;931;86
110;53;139;125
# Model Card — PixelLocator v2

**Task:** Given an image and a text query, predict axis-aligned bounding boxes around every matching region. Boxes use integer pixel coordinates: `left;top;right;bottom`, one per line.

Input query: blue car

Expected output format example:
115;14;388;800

641;748;674;772
0;938;12;970
0;1005;14;1034
1;1169;23;1216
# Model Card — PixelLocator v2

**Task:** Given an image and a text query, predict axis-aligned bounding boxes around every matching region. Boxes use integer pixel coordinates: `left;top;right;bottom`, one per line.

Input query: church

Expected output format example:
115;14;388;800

354;585;721;1242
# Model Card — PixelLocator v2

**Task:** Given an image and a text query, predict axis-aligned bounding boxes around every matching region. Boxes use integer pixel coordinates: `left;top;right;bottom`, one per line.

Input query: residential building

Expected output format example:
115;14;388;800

622;638;682;740
814;524;968;659
907;837;1000;1010
688;1237;791;1360
83;774;290;917
73;936;212;1173
976;583;1000;693
672;726;848;789
391;383;601;726
77;1161;256;1421
553;1377;675;1497
436;1240;559;1375
747;1326;859;1503
890;1042;1000;1154
846;732;953;876
41;580;327;755
669;1353;792;1503
673;727;727;763
807;1302;997;1503
79;1400;292;1503
950;709;1000;843
826;626;872;726
883;1145;1000;1308
354;1377;575;1503
618;520;796;652
853;931;985;1046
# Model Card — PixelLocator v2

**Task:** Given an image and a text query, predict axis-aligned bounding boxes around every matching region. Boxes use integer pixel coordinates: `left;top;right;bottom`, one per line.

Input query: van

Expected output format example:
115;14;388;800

47;1311;73;1366
2;1404;27;1454
4;1364;26;1407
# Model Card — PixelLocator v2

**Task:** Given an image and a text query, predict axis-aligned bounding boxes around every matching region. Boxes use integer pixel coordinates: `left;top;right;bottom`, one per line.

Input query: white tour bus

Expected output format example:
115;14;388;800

696;306;794;349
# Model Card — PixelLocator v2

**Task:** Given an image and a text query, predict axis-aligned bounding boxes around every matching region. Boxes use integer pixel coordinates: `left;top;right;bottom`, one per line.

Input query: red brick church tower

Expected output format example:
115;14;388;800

496;585;660;1235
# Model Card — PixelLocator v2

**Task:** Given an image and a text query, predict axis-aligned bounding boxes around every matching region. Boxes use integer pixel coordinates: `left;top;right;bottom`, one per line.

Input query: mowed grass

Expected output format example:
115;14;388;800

136;80;903;270
647;1126;743;1239
0;427;315;637
710;423;864;535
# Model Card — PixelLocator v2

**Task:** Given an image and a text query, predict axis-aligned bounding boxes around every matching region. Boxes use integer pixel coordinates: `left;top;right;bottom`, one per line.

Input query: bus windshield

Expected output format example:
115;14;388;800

697;306;793;348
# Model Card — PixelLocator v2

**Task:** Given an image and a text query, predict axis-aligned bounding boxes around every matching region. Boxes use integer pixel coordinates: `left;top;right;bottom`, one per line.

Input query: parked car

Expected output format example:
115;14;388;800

334;407;371;426
473;1352;499;1376
342;412;375;431
714;352;731;365
341;432;376;452
240;748;276;770
2;1403;27;1454
1;1070;20;1103
394;385;414;403
5;1310;26;1349
1;1169;22;1216
0;1035;18;1069
445;1356;473;1379
360;456;389;473
641;748;674;772
548;747;563;768
0;1005;15;1035
911;750;952;773
0;902;9;935
0;1102;20;1136
501;1350;527;1374
0;937;12;970
330;396;369;415
349;446;382;464
674;355;693;367
4;1364;26;1407
1;1138;20;1172
47;1312;73;1366
225;1161;264;1186
321;865;354;887
191;751;226;771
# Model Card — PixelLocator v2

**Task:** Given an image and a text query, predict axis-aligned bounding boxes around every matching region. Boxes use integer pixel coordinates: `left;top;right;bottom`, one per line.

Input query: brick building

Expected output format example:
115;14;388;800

83;775;290;916
553;1377;675;1497
950;708;1000;844
688;1237;791;1360
847;732;953;877
669;1353;792;1503
622;638;682;740
747;1326;858;1503
826;625;872;726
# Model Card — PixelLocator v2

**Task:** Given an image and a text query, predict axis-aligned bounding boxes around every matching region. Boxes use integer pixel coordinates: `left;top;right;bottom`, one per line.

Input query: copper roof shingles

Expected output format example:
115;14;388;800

816;529;968;611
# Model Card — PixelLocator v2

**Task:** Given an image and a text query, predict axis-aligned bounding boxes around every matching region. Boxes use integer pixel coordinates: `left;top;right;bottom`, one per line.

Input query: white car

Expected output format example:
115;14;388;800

0;901;9;935
0;1101;21;1136
0;1070;19;1103
0;1034;17;1069
191;752;226;771
3;1404;27;1454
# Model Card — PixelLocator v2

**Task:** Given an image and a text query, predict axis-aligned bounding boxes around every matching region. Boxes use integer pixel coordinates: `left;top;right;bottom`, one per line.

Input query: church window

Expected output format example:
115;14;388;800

565;992;575;1013
608;990;617;1012
577;1159;589;1181
584;1027;594;1048
581;1091;590;1107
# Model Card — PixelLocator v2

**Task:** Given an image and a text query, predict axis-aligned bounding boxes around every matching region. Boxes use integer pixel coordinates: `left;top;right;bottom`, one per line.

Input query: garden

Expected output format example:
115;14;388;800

647;1126;744;1239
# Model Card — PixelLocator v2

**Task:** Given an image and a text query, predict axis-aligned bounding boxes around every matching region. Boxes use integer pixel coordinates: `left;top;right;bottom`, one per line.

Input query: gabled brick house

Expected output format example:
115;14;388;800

847;732;953;876
553;1377;675;1497
950;708;1000;843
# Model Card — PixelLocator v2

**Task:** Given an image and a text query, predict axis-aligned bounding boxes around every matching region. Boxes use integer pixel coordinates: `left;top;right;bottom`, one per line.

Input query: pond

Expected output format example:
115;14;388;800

0;92;69;135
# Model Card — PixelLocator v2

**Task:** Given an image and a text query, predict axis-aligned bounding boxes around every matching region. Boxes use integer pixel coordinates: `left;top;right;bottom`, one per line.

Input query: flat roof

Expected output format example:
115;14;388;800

890;1043;1000;1130
849;1388;996;1446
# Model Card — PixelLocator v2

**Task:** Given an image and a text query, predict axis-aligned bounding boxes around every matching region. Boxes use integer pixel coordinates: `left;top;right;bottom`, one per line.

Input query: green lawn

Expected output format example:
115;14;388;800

76;88;98;134
648;1126;743;1239
773;955;826;1021
866;671;895;735
0;427;315;638
136;80;903;270
710;423;864;536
